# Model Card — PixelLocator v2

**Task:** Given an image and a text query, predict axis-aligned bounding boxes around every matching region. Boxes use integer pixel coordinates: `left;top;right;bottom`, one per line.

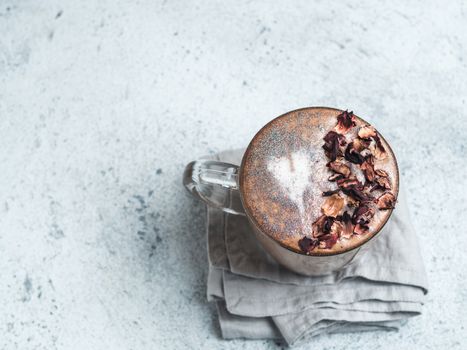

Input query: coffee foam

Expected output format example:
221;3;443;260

268;152;310;232
239;107;399;255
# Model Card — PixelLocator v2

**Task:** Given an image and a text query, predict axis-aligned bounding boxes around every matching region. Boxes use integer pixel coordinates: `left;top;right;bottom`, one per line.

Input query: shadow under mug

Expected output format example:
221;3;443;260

183;107;397;276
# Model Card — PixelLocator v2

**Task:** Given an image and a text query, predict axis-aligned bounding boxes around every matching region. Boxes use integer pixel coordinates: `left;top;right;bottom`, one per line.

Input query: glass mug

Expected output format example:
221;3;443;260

183;107;399;276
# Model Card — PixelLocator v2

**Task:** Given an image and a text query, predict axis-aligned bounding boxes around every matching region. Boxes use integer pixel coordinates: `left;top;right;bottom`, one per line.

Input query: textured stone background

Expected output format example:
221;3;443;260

0;0;466;349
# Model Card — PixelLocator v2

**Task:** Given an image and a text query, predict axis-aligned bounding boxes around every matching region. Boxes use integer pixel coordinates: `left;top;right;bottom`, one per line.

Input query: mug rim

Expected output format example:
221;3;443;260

238;106;400;257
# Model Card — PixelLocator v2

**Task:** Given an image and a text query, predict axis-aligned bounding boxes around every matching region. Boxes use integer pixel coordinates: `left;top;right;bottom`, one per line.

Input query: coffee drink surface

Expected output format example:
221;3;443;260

239;107;399;255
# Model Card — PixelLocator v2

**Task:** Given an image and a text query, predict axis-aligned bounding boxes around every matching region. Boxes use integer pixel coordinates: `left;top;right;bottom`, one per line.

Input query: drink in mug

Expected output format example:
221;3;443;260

184;107;399;275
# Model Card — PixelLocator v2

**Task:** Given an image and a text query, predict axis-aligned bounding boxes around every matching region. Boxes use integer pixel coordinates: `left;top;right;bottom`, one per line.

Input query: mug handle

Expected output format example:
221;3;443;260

183;159;246;216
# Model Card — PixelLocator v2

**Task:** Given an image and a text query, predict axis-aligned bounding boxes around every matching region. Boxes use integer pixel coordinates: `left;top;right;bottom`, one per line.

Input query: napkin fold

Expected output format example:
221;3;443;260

204;149;428;346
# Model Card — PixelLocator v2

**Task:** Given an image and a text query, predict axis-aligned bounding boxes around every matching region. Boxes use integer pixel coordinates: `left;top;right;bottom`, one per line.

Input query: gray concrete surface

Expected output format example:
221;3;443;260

0;0;466;349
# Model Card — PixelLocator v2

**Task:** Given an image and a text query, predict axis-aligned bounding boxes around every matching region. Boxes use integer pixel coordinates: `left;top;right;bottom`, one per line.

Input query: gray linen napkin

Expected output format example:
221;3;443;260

204;149;428;346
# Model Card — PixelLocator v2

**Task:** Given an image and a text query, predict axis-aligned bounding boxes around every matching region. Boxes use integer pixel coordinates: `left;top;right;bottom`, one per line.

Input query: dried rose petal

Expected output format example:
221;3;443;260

345;195;360;208
358;125;377;139
370;168;391;191
337;177;371;202
369;139;387;160
330;221;343;236
298;236;318;253
337;178;363;190
318;232;339;249
373;143;387;160
360;155;375;182
363;179;373;189
337;179;373;202
354;222;370;235
323;130;345;144
374;175;391;191
328;173;344;182
312;215;328;238
362;207;376;222
375;169;389;177
377;192;396;210
312;215;337;238
357;205;375;223
323;131;346;161
353;138;371;152
323;130;339;145
339;211;354;239
322;132;339;161
327;160;351;178
335;110;356;134
322;189;340;196
342;187;373;202
351;205;375;225
357;123;388;160
323;216;335;234
344;142;364;164
321;194;344;217
374;133;386;154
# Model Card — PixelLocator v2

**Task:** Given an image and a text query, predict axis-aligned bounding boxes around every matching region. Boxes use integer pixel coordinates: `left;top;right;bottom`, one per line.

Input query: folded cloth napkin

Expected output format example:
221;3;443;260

204;149;428;346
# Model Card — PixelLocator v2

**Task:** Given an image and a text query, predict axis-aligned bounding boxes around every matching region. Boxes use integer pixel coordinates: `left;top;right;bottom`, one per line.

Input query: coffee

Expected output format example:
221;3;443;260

239;107;398;255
